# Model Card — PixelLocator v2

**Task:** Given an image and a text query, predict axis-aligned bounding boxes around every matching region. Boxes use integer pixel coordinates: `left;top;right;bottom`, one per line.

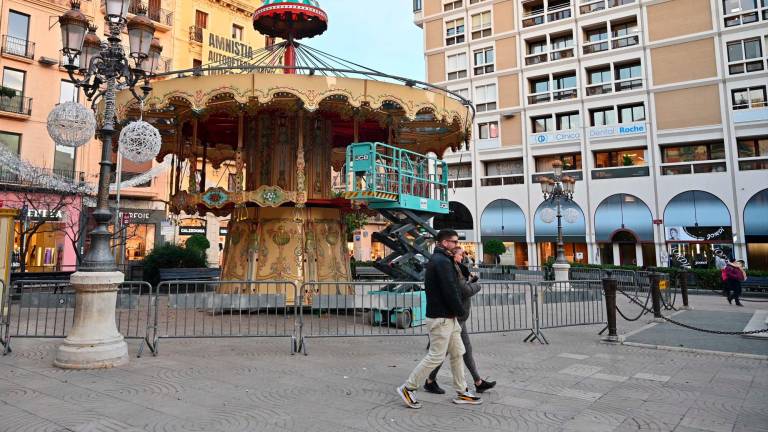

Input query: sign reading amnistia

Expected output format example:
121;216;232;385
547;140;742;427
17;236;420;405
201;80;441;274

204;31;256;67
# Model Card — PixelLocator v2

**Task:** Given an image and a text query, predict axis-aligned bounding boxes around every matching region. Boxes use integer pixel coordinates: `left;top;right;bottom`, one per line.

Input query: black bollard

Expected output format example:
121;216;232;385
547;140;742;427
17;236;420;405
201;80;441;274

649;273;663;320
602;276;619;342
679;271;690;309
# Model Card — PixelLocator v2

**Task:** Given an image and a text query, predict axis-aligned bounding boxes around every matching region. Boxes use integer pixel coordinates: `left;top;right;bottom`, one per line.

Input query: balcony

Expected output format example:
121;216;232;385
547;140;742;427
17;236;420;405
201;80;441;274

591;165;649;179
586;82;612;96
660;160;727;175
448;178;473;188
553;87;578;101
528;91;552;104
1;35;35;59
614;77;643;92
0;94;32;116
190;26;204;43
480;175;524;186
522;1;573;28
583;33;639;55
0;167;86;187
550;47;575;61
532;170;583;183
579;0;635;14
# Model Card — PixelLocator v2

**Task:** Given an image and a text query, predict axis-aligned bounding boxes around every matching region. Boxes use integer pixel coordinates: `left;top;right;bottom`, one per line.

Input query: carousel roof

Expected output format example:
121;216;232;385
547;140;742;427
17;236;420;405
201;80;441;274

254;0;328;40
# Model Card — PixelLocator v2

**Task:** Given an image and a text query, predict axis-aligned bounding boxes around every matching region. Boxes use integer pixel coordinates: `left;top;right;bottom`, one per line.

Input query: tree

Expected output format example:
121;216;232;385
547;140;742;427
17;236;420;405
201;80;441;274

142;243;208;287
483;240;506;265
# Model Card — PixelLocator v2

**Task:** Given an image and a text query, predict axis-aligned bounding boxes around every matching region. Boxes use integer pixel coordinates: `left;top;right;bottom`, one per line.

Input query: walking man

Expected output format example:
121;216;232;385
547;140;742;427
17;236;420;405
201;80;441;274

396;229;482;409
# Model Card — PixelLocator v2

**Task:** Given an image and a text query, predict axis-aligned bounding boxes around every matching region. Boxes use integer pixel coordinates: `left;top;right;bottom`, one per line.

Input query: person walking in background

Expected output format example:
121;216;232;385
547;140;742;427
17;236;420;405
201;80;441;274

724;259;747;306
424;246;496;395
396;229;482;409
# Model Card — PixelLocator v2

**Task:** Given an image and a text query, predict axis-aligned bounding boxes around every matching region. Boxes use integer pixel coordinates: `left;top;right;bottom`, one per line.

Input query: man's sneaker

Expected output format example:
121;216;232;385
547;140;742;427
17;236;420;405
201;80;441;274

475;379;497;393
453;389;482;405
424;379;446;395
397;384;422;409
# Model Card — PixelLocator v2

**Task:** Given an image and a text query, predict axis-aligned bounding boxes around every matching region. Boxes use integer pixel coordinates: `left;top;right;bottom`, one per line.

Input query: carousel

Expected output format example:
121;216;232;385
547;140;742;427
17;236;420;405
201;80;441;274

114;0;471;303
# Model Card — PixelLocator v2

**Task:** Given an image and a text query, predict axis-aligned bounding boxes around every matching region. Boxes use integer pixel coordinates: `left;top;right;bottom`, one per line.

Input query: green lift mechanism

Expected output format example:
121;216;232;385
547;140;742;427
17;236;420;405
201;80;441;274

344;142;450;281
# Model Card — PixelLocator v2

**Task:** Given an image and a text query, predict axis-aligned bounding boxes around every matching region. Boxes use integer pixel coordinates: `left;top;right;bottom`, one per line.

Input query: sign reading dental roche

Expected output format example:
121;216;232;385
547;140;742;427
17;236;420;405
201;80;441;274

528;130;581;145
588;122;646;139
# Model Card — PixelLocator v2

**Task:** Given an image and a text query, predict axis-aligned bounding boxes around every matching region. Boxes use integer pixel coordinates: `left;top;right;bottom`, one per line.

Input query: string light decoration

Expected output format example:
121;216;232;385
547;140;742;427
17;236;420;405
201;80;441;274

0;145;93;194
109;154;171;191
46;101;97;148
118;119;162;163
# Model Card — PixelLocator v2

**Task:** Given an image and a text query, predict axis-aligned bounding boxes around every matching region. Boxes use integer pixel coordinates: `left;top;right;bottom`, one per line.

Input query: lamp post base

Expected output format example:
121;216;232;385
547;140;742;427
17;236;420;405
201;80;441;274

553;262;570;283
53;271;128;369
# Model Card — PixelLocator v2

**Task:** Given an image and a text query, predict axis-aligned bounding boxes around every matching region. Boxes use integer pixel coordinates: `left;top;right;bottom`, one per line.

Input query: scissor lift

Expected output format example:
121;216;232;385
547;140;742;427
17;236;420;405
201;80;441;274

344;142;449;281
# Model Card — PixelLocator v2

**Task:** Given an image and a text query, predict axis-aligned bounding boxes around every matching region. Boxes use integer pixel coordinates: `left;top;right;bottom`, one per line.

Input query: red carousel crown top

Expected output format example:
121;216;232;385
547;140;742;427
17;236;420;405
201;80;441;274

253;0;328;40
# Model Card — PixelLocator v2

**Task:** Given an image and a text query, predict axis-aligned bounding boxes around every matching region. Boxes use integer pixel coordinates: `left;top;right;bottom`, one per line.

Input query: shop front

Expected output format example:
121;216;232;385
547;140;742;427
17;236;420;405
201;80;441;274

480;199;528;265
534;200;587;265
744;188;768;270
663;191;733;268
109;209;166;267
594;194;656;267
434;201;479;262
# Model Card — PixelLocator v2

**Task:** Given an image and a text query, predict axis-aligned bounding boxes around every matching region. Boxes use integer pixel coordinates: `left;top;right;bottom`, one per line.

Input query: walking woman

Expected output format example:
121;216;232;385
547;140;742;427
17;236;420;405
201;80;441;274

424;246;496;394
724;259;747;307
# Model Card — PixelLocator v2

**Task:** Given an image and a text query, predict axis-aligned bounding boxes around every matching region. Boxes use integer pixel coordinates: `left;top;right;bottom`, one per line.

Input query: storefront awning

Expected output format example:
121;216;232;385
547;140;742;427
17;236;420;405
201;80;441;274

663;191;732;242
534;200;586;243
480;199;526;242
745;189;768;242
595;194;653;242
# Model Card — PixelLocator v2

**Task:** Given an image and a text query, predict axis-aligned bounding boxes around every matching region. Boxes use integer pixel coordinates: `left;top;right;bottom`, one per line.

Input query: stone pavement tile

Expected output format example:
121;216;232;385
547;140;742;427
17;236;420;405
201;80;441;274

69;417;146;432
557;388;603;402
592;372;629;382
633;372;671;382
0;401;67;432
732;414;768;432
614;415;679;432
674;426;720;432
561;419;618;432
639;400;691;416
558;352;591;360
690;394;743;421
679;408;737;432
559;364;603;377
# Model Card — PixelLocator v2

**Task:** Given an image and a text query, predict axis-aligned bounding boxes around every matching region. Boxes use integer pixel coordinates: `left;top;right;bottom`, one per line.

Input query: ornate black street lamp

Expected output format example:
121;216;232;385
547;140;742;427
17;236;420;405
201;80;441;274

540;160;576;273
59;0;159;271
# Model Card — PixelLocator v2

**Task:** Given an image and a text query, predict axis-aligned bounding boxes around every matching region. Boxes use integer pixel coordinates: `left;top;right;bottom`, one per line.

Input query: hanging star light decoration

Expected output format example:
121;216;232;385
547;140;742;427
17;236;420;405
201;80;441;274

46;101;97;148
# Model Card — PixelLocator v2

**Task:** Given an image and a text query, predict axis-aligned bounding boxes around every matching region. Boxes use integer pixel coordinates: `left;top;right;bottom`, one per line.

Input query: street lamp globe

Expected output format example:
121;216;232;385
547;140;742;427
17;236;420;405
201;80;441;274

552;160;563;177
59;1;88;58
105;0;131;22
127;8;156;64
147;37;163;75
79;24;101;72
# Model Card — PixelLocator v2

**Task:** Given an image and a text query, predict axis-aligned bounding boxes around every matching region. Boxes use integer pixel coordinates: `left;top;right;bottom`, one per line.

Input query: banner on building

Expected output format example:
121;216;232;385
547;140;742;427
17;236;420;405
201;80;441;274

665;226;732;242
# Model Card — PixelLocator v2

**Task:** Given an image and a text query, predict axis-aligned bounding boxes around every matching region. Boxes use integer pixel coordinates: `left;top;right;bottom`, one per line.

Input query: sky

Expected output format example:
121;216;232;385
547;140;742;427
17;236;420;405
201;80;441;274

303;0;426;81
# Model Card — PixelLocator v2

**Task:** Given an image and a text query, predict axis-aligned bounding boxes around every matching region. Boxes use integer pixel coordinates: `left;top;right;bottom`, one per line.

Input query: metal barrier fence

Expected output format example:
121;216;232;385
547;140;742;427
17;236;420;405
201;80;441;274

1;279;153;355
149;280;301;355
476;265;551;282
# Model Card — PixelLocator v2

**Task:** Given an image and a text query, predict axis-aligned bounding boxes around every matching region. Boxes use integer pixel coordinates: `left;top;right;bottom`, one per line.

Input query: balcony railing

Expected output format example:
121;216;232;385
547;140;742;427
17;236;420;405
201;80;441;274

553;87;578;100
128;2;173;26
586;82;612;96
522;2;573;27
0;167;86;186
591;165;649;179
528;92;551;104
525;52;548;65
190;25;204;43
0;94;32;116
448;178;473;188
614;77;643;92
550;47;575;61
1;35;35;59
611;34;639;49
728;58;765;75
583;39;609;54
738;157;768;171
532;169;583;183
660;160;727;175
480;175;524;186
579;0;635;14
583;33;639;54
733;99;767;110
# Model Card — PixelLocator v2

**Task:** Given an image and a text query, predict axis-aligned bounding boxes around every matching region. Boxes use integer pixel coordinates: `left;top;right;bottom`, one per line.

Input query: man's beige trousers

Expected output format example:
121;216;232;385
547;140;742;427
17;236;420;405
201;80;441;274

405;317;467;393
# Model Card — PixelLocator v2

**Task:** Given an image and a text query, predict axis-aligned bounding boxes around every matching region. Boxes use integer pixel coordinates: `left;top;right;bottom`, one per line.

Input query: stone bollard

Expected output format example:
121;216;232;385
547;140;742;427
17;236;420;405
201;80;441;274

649;273;663;322
602;276;619;343
679;271;691;310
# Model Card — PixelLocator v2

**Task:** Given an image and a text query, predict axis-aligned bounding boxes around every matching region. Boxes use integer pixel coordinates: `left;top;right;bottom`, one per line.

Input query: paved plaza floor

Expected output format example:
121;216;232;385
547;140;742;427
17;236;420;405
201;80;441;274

0;294;766;432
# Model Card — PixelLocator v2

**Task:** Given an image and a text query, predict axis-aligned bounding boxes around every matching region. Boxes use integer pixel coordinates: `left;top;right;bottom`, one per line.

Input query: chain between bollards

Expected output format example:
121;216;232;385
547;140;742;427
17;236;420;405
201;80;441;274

602;275;619;343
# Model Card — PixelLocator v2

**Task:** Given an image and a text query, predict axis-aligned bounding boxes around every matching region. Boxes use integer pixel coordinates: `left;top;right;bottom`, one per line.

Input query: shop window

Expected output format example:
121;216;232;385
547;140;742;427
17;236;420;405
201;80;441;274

531;115;553;133
662;142;725;163
618;103;645;122
445;18;465;46
727;37;764;74
474;83;496;112
125;224;155;261
471;11;492;39
594;148;647;168
535;153;581;172
485;159;524;176
731;86;767;109
590;107;616;126
447;52;468;80
556;111;580;130
478;121;498;139
473;47;494;75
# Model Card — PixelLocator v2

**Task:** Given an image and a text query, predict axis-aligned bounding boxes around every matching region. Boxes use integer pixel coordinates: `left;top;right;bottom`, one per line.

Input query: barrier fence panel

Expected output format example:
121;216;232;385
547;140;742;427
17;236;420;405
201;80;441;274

537;280;605;330
1;280;8;353
477;265;549;282
150;280;300;355
462;281;533;335
2;280;153;356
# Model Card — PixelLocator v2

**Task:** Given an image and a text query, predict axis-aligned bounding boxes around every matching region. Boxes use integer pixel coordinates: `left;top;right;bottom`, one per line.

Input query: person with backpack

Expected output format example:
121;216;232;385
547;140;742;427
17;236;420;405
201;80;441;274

723;259;747;306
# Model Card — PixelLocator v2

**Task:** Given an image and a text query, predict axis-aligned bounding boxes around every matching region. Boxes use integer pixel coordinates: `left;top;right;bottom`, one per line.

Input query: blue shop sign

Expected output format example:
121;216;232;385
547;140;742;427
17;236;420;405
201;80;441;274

588;122;646;139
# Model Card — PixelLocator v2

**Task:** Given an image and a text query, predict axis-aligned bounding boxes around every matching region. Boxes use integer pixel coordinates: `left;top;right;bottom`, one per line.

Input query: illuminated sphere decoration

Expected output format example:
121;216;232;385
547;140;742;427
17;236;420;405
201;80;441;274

46;101;97;148
118;120;161;163
540;207;556;224
564;207;580;224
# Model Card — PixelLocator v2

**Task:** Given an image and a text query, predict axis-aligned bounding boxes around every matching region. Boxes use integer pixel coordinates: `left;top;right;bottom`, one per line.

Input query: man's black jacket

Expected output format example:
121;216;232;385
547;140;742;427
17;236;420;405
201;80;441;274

424;247;465;319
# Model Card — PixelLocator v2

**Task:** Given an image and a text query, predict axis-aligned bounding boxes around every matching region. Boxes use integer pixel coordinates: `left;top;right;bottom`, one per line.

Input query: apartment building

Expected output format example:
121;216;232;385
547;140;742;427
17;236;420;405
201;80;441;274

414;0;768;269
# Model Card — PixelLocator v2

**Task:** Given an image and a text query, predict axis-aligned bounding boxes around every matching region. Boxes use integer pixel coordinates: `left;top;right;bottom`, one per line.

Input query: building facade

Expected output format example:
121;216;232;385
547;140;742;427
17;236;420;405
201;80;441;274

414;0;768;269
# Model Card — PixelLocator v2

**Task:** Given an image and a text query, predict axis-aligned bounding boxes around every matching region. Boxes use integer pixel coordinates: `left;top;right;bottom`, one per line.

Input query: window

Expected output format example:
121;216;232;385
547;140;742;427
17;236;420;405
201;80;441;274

192;59;203;69
1;67;26;113
474;83;497;112
195;10;208;29
0;131;21;154
723;0;758;13
586;27;608;42
265;36;276;48
556;112;580;130
586;66;611;96
232;24;243;41
536;154;582;172
618;103;645;122
444;0;462;11
530;77;549;93
452;88;469;100
5;11;30;57
471;11;492;39
584;26;609;54
723;0;760;26
550;34;574;60
446;18;465;45
612;20;637;38
485;159;523;176
727;38;764;74
553;72;577;100
614;61;643;91
450;163;472;178
531;115;554;133
594;148;647;168
470;0;490;4
473;47;494;75
59;80;78;103
447;52;468;80
478;121;498;139
414;0;423;12
732;86;767;109
590;107;616;126
662;142;726;163
737;136;768;158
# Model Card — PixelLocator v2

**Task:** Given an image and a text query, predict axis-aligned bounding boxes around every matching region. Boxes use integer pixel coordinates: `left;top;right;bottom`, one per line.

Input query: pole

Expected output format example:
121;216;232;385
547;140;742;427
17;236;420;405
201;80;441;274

602;276;619;342
649;273;663;320
284;39;296;74
555;195;566;264
679;270;690;310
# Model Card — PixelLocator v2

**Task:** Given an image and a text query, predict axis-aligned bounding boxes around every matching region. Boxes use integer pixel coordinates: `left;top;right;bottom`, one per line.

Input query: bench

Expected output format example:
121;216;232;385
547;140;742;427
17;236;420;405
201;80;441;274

158;268;221;282
353;266;389;281
743;276;768;293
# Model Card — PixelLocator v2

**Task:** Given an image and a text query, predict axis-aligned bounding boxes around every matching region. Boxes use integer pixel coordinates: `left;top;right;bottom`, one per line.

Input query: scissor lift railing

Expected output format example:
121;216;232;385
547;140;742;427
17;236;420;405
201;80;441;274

343;142;450;282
